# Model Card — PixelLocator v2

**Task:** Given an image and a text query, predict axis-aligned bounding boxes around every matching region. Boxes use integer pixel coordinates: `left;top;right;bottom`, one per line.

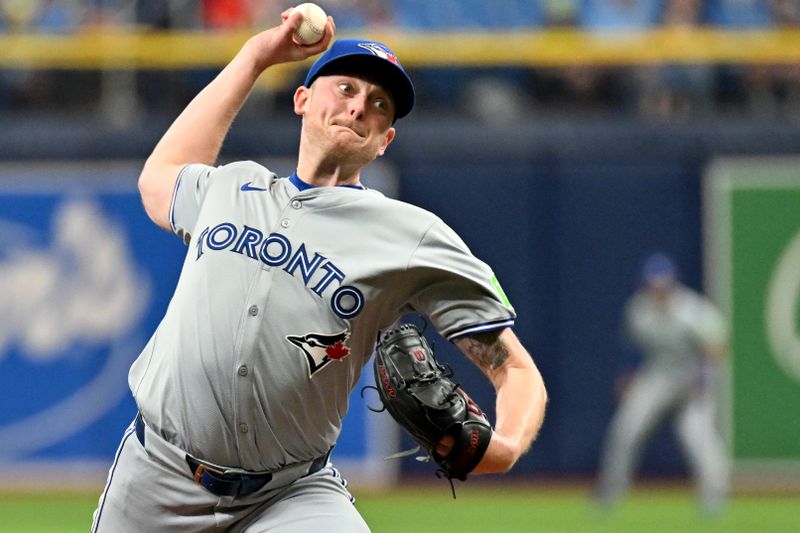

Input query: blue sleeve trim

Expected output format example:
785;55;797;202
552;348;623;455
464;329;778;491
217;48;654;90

446;318;516;341
169;165;190;234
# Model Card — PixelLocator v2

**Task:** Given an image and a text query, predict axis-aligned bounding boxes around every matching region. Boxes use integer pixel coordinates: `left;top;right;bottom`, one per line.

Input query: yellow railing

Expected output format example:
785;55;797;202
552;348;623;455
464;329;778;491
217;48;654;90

2;28;799;89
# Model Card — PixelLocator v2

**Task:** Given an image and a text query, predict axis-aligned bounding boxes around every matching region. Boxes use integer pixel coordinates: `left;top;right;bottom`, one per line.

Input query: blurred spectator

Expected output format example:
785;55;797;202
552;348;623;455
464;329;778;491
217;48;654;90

0;0;83;33
766;0;800;119
35;0;82;33
391;0;541;30
319;0;393;30
580;0;662;31
85;0;136;27
756;0;800;119
194;1;392;32
541;0;581;26
136;0;199;29
636;0;716;121
0;0;40;32
545;0;664;118
0;0;88;111
461;70;532;125
705;0;800;119
772;0;800;22
704;0;774;27
202;0;253;29
704;0;773;117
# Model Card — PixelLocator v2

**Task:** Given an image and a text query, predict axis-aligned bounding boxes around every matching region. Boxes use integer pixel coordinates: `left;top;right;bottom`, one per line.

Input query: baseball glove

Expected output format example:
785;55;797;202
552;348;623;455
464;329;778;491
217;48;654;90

371;323;493;485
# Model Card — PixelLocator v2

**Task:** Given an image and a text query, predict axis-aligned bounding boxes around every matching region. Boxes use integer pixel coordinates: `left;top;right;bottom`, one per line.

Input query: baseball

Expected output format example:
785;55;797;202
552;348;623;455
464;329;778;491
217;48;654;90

292;3;327;45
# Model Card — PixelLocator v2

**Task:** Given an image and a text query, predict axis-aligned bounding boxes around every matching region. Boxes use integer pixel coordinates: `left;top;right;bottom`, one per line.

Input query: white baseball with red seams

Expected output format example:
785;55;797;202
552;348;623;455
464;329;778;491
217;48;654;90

293;3;327;45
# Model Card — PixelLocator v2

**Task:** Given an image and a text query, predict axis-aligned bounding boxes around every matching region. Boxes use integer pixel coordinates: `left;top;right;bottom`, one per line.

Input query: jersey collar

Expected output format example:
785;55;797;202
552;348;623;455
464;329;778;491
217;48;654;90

290;172;365;191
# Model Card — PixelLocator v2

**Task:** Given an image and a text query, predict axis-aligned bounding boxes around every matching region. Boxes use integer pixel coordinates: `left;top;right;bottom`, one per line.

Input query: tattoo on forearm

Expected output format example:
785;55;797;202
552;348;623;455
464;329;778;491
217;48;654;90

459;331;510;371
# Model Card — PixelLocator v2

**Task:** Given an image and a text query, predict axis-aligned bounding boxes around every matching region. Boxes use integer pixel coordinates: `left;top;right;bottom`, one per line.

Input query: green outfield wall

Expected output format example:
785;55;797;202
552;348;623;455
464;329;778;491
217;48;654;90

705;158;800;472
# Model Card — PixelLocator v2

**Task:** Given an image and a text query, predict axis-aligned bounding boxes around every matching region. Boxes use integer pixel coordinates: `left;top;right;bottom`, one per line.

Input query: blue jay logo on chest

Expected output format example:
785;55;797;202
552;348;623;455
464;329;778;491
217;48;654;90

286;330;351;377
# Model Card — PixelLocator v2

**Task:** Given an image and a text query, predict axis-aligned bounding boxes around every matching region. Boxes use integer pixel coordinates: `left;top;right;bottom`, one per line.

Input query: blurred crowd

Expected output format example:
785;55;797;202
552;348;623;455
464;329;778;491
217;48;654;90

1;0;799;123
0;0;390;33
1;0;798;32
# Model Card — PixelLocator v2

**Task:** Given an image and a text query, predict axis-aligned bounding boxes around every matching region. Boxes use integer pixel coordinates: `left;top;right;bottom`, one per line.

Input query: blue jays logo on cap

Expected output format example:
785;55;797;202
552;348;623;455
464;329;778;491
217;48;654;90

304;38;415;122
357;42;399;65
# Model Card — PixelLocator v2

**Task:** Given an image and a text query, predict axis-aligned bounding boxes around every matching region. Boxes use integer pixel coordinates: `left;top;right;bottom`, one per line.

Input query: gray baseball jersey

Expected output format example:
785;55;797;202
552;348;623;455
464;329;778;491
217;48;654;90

625;284;726;372
128;160;515;472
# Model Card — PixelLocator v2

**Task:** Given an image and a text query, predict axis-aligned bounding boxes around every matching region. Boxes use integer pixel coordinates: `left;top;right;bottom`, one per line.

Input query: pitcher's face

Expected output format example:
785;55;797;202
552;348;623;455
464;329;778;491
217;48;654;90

295;74;396;165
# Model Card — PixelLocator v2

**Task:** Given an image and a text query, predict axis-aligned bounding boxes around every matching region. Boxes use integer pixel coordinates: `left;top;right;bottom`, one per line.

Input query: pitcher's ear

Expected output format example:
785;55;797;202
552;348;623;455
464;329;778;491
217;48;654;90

377;128;396;157
294;86;310;116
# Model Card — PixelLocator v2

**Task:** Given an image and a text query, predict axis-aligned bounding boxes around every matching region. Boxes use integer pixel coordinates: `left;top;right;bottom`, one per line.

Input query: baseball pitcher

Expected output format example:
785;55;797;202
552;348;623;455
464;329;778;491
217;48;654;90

91;8;547;533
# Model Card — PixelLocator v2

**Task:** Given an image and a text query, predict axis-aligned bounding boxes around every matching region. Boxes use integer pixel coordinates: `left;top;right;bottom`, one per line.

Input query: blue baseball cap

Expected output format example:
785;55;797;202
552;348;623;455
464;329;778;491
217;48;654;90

304;39;415;122
641;252;677;287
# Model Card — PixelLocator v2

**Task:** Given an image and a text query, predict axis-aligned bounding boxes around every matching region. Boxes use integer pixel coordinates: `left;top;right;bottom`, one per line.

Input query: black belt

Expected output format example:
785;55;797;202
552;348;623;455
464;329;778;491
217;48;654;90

134;412;330;498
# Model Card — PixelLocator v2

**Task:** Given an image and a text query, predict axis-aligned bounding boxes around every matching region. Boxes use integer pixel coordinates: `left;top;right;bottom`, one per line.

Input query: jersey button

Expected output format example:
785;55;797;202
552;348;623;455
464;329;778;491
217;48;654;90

291;200;302;209
239;423;249;434
280;219;290;228
248;305;258;316
238;365;248;377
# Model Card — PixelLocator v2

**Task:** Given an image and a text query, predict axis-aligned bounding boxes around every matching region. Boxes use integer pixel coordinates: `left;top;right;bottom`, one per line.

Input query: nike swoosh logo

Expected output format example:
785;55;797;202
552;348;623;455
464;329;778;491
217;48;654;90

241;181;267;192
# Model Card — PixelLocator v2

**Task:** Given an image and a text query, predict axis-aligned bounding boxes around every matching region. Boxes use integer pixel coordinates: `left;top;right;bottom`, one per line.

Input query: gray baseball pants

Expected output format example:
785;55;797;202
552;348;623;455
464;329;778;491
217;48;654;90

91;417;370;532
595;365;729;511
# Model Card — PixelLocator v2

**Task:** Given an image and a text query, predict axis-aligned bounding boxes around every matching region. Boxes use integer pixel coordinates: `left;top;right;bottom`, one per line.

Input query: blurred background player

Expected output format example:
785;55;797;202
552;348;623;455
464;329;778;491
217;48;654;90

594;252;729;515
